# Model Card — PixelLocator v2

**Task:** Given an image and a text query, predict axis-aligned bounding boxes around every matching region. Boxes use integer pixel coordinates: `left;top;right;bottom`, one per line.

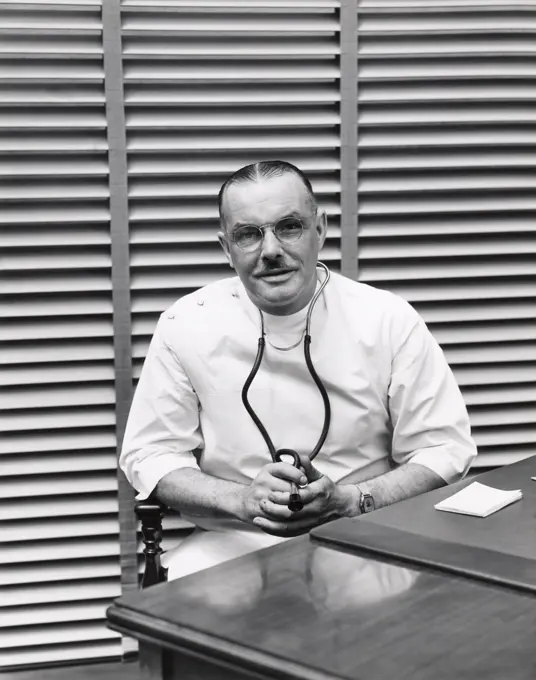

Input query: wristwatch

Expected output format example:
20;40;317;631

356;485;375;514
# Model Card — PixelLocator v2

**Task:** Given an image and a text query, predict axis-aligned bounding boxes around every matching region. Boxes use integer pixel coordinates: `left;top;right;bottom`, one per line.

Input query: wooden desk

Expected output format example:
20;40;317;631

313;455;536;594
108;501;536;678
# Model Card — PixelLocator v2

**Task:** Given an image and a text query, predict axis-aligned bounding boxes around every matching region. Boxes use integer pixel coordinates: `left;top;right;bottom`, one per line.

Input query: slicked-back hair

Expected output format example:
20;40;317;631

218;160;316;227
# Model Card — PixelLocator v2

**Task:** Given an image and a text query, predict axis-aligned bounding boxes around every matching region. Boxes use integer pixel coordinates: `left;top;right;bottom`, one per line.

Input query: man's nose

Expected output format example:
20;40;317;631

260;227;283;259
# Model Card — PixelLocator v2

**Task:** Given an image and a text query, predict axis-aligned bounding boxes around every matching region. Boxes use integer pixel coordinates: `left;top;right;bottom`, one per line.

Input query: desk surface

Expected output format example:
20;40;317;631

313;455;536;593
363;455;536;559
109;458;536;680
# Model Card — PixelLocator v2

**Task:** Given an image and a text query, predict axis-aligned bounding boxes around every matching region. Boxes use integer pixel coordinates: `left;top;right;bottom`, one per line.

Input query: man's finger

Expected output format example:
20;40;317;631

296;478;330;507
268;462;308;487
261;475;294;493
270;481;325;508
298;455;324;483
268;490;290;505
259;499;293;520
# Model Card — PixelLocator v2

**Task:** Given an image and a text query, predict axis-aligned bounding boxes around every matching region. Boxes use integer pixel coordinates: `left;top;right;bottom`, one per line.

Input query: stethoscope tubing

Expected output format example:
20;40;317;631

241;262;332;511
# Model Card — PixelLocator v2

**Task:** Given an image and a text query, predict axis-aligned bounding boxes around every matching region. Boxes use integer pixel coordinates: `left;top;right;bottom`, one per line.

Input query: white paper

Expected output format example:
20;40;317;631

434;481;522;518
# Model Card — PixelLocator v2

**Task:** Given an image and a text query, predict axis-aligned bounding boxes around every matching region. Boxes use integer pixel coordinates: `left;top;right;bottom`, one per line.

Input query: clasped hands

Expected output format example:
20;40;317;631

240;454;356;537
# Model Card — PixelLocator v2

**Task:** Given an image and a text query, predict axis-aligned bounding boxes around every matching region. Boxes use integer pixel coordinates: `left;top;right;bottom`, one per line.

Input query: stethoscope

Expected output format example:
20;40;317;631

241;262;332;512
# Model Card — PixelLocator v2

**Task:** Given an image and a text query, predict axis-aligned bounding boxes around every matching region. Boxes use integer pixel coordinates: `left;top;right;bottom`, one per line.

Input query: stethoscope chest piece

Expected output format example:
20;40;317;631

275;449;304;512
275;449;300;468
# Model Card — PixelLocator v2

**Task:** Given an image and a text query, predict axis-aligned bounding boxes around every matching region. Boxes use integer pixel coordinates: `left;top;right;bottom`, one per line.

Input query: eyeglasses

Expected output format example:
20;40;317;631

229;217;305;252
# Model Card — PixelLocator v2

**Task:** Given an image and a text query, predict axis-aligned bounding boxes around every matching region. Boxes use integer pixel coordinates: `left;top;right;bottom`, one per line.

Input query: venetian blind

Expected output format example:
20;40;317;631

0;0;121;669
119;0;343;553
356;0;536;468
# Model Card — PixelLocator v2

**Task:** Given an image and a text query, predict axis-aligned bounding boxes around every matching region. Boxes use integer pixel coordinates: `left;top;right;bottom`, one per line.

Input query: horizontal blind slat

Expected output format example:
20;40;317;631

356;3;536;471
0;640;122;671
0;0;120;667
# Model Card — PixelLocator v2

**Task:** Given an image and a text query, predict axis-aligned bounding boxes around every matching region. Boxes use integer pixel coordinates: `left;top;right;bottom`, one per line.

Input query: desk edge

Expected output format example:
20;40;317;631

106;601;347;680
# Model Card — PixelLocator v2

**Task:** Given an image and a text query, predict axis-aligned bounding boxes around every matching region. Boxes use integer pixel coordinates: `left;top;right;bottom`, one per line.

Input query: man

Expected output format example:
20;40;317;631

121;160;477;580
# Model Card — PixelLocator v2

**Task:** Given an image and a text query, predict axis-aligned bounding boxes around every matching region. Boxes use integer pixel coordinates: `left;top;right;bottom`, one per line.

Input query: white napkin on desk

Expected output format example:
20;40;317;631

434;482;522;518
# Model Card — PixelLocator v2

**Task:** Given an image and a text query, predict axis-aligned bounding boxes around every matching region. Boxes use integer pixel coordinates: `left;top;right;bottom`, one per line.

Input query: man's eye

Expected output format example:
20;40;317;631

277;219;302;234
235;227;259;243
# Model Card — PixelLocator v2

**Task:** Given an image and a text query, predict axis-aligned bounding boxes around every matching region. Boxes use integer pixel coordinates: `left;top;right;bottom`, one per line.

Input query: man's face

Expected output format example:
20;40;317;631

218;173;327;316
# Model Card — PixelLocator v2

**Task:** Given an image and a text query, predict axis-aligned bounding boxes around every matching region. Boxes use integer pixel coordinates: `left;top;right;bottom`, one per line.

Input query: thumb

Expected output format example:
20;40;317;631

299;455;324;483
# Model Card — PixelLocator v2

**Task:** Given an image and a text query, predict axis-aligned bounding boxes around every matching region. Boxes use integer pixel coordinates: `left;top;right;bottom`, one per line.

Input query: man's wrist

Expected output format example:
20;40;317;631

335;483;361;518
231;485;250;523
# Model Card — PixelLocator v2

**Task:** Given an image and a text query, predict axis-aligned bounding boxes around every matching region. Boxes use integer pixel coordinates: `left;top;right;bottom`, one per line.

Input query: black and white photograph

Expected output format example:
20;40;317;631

1;1;536;679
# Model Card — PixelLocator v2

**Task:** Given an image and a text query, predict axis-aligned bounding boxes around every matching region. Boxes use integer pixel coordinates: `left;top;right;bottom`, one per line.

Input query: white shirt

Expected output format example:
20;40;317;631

121;270;477;578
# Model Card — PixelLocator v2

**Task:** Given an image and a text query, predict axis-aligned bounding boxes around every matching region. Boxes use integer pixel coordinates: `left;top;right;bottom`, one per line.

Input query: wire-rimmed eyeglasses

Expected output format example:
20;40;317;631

229;216;305;252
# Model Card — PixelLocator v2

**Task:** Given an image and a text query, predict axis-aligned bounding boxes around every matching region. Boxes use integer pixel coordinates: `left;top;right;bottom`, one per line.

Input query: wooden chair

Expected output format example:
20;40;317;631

136;500;193;677
136;500;169;587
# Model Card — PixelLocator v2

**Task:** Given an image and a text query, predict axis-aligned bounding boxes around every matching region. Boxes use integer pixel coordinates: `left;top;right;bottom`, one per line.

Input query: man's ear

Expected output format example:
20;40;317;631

218;230;235;269
316;211;328;250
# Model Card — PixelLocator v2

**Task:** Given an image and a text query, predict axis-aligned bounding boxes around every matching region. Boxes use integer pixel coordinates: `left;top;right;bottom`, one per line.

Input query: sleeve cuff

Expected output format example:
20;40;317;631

408;444;477;485
132;451;199;501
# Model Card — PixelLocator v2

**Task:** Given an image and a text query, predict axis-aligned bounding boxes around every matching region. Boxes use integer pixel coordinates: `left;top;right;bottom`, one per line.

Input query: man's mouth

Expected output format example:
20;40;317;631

258;269;295;282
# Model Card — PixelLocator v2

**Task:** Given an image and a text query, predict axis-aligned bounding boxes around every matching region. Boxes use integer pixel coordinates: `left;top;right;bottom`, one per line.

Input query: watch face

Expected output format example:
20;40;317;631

362;494;375;513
